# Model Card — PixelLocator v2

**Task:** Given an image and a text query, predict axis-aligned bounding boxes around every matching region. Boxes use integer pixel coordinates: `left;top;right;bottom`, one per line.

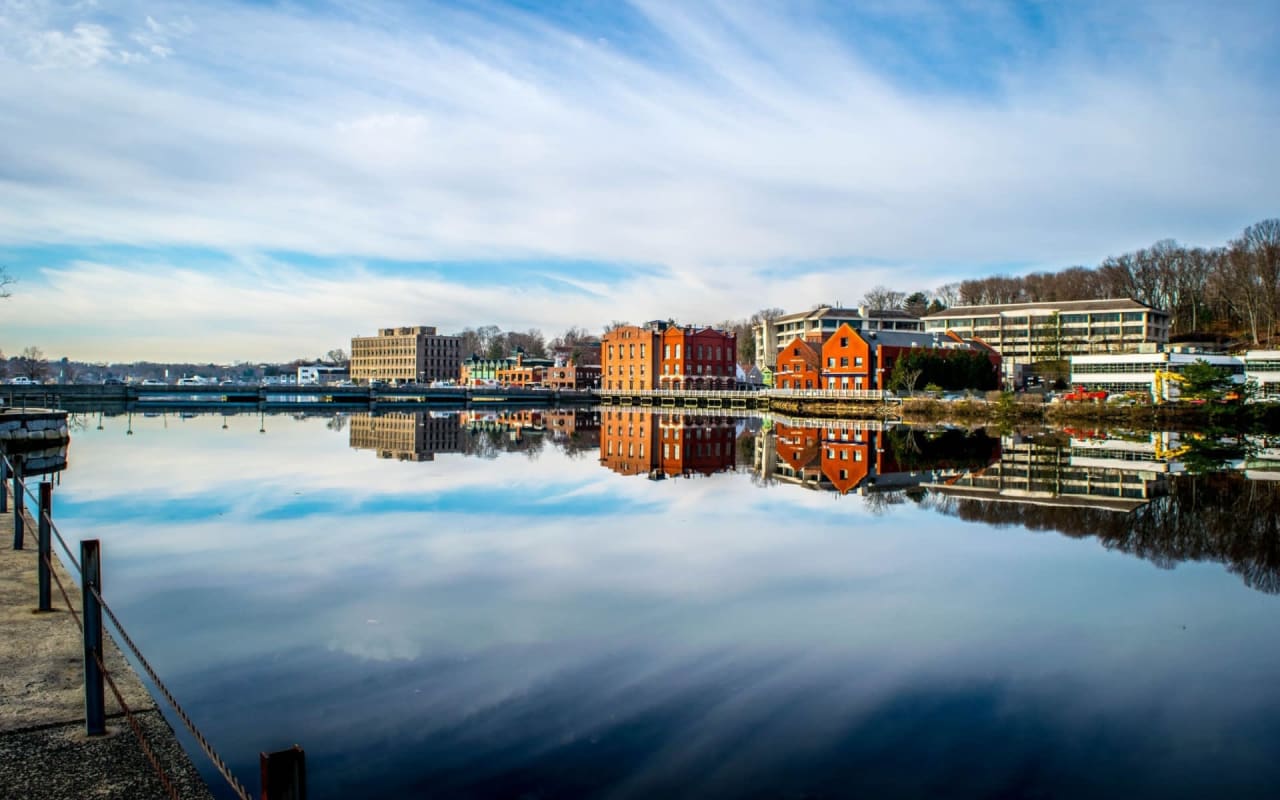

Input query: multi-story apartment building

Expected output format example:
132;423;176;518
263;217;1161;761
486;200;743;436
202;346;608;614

494;351;555;387
921;299;1170;369
350;326;462;385
348;412;462;462
601;321;736;391
753;305;922;370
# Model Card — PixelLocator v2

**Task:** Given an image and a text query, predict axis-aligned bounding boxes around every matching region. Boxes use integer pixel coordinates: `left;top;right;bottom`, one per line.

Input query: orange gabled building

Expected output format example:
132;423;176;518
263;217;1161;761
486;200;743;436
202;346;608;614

774;336;822;390
820;324;873;391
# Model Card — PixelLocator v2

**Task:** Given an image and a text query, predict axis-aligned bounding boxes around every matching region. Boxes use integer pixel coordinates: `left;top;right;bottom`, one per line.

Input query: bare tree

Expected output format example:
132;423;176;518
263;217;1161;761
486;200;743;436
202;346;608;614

0;266;13;301
860;285;906;310
325;348;349;365
603;320;631;333
13;346;49;381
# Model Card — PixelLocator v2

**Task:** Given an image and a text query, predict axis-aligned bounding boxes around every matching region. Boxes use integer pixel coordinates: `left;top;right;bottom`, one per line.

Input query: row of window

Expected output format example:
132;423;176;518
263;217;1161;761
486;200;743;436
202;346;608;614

1073;363;1245;375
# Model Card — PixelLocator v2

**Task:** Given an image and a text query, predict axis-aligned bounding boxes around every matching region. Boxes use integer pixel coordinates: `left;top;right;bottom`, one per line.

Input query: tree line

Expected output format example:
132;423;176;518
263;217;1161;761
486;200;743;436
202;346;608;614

868;218;1279;345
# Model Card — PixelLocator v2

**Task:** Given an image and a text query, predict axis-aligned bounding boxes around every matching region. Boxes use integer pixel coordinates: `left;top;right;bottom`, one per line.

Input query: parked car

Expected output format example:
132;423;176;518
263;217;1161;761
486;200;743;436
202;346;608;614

139;378;167;386
102;377;125;385
7;376;35;385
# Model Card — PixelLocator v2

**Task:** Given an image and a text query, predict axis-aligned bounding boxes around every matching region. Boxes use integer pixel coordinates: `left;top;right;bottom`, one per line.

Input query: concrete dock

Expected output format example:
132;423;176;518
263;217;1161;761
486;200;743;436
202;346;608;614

0;497;215;799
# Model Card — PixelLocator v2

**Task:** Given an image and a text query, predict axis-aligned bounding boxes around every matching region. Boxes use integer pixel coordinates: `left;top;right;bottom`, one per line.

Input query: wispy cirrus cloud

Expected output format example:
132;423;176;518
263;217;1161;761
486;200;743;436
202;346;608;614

0;0;1277;359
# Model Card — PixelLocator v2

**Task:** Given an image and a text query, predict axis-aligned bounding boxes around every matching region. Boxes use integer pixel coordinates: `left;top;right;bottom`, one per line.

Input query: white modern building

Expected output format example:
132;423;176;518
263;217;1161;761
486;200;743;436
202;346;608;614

1243;351;1280;401
1069;351;1245;400
297;364;351;385
752;305;921;370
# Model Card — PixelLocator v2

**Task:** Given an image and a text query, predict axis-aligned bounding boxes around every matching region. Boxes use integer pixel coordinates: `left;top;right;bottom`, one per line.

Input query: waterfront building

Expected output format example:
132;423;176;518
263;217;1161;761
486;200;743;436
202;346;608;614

348;412;461;461
753;305;922;371
773;336;822;390
544;362;602;390
296;363;349;385
1244;351;1280;400
1069;351;1244;399
601;324;659;391
601;321;735;391
495;350;555;387
350;326;462;386
658;326;737;390
736;363;765;389
921;299;1170;373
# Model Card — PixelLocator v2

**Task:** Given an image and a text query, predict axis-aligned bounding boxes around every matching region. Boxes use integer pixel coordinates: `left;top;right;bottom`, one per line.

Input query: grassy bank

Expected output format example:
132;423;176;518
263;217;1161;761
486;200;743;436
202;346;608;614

770;394;1280;432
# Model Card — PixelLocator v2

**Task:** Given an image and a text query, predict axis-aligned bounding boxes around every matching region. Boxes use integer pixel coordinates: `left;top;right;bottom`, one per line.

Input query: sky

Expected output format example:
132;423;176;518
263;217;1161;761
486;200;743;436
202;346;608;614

1;0;1278;363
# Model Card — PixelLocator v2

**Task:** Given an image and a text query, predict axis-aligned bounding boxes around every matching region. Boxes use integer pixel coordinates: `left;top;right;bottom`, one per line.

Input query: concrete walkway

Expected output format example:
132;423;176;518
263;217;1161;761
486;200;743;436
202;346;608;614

0;495;215;800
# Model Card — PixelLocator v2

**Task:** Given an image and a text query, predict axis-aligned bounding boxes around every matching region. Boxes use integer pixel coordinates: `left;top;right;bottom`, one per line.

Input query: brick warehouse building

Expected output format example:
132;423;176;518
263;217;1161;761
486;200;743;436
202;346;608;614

602;321;736;392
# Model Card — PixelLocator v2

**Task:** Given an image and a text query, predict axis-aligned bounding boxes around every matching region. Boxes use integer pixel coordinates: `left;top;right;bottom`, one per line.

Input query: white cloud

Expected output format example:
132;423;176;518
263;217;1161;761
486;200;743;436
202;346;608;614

1;1;1278;358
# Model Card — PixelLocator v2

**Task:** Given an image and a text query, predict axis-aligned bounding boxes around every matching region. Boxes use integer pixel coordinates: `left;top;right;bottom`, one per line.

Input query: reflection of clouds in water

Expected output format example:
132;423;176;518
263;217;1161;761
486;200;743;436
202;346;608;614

51;414;1280;799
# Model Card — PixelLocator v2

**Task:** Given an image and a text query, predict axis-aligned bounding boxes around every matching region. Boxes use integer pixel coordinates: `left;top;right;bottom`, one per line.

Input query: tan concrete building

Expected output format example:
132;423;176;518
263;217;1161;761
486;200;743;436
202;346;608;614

350;326;462;385
753;306;922;370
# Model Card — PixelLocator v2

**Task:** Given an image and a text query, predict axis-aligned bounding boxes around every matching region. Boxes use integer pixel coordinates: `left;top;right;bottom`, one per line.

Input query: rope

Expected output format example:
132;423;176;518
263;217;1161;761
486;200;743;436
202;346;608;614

43;552;181;800
91;585;254;800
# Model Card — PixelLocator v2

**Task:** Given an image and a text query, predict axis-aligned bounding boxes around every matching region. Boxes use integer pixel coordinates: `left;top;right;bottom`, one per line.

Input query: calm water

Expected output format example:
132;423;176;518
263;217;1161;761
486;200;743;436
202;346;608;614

46;409;1280;799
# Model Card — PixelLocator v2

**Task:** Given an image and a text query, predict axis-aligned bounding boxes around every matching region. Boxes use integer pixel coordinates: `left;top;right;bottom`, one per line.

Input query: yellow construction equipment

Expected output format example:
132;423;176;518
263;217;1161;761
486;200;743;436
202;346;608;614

1152;369;1186;404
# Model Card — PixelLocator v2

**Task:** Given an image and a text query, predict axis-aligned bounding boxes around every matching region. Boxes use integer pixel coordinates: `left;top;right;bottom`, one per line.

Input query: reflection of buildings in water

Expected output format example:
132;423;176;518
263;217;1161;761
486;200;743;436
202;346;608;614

546;410;601;450
929;433;1172;512
599;409;736;478
758;423;985;495
348;412;461;461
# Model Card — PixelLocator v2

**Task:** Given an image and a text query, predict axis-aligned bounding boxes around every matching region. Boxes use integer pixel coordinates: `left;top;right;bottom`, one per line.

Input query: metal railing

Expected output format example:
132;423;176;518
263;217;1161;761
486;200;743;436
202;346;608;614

3;451;300;800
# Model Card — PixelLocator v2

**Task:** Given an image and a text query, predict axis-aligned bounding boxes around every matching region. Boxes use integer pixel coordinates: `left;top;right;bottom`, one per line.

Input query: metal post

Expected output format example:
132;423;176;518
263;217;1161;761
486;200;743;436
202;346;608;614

0;457;7;514
81;539;106;736
261;745;307;800
11;455;24;549
37;482;52;612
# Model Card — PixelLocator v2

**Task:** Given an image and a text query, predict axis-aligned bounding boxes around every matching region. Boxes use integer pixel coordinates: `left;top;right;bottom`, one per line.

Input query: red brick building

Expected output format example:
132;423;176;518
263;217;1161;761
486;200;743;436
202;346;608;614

659;326;737;390
544;362;602;390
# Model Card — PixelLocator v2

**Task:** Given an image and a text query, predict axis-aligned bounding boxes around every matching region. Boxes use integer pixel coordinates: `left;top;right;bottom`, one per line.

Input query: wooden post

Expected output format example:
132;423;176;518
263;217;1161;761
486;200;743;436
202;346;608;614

37;482;51;611
261;745;307;800
81;539;105;735
11;455;23;550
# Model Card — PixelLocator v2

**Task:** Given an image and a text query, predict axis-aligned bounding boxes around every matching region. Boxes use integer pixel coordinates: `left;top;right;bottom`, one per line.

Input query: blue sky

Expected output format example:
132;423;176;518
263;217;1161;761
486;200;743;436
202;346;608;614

1;0;1278;361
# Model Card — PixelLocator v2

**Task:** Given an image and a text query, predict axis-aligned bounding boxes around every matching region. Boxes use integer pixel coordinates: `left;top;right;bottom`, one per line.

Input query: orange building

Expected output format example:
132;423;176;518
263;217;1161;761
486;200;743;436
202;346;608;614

601;325;659;391
774;336;822;389
821;324;874;390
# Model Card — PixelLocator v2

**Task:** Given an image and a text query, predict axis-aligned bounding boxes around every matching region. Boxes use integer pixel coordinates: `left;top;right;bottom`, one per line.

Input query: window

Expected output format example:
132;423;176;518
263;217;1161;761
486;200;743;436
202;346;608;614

827;357;835;367
840;357;849;367
855;357;863;366
664;344;670;358
675;344;682;358
840;337;848;347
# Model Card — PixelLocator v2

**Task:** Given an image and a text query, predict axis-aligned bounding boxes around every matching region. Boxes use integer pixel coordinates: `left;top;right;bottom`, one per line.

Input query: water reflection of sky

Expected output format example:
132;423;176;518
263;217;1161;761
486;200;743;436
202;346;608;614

53;413;1280;799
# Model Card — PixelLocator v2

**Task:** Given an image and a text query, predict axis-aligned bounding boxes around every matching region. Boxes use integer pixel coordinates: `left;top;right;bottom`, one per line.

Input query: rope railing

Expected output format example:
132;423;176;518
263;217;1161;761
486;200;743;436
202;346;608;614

3;451;257;800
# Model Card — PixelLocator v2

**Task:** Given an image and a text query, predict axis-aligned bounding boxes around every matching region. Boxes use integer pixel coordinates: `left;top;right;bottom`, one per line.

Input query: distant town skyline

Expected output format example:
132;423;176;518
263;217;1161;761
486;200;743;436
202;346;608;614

2;0;1278;362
